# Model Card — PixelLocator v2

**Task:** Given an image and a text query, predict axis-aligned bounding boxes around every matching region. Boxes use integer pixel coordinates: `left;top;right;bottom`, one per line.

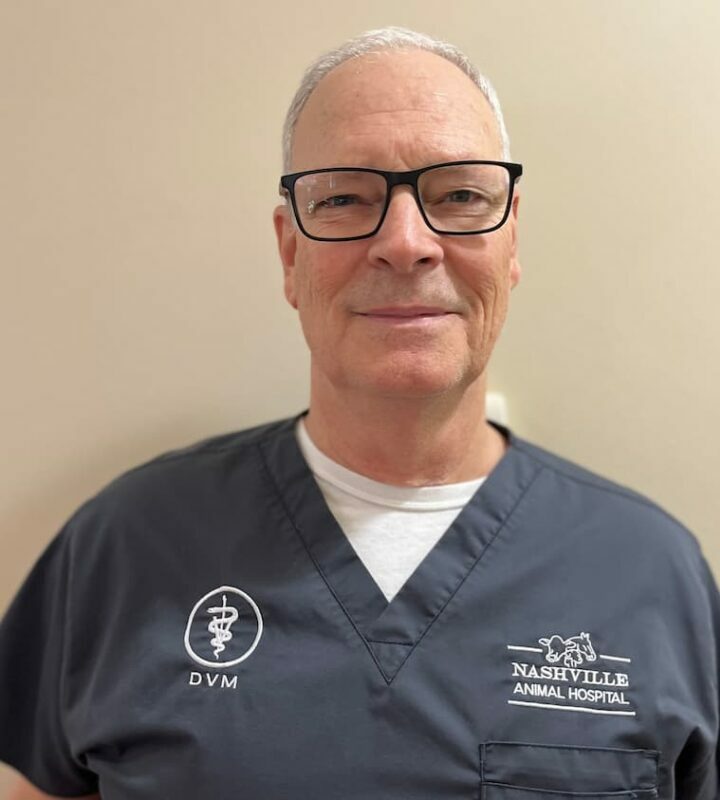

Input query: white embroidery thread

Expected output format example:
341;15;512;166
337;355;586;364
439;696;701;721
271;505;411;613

506;631;636;716
184;585;263;669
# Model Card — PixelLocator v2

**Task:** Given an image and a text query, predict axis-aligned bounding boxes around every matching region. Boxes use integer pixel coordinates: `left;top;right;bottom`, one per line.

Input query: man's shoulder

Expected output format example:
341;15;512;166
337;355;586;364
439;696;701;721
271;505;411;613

510;430;699;553
122;414;295;474
66;413;299;533
511;432;651;503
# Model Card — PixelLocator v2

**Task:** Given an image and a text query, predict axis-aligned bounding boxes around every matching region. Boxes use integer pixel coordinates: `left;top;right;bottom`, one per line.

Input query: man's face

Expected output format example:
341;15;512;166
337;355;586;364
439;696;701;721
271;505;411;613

273;49;521;401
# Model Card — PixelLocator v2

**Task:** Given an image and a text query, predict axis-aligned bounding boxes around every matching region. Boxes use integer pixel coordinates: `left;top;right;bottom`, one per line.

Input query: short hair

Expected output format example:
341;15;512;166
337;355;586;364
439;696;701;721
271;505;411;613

281;26;512;172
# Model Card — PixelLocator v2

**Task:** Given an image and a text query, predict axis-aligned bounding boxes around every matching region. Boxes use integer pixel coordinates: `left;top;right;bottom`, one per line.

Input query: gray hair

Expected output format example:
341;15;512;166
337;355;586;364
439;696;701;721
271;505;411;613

281;26;512;172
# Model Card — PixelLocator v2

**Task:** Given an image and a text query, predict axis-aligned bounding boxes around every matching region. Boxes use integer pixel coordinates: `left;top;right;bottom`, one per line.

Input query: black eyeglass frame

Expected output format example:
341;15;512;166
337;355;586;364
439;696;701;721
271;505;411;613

279;160;523;242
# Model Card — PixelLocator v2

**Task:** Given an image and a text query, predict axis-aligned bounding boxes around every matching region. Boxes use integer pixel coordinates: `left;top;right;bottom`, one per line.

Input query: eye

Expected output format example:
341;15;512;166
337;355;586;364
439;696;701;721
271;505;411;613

309;194;359;214
318;194;358;208
444;189;486;204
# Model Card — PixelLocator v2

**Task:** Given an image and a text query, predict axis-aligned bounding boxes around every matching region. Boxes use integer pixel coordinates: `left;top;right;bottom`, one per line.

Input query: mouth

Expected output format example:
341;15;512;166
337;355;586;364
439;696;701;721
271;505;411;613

355;306;458;326
358;306;455;318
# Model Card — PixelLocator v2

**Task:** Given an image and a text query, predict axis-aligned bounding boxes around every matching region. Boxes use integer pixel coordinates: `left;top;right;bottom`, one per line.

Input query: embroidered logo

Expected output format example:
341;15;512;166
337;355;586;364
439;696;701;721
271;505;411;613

207;594;239;658
538;631;596;667
506;631;635;716
184;585;263;669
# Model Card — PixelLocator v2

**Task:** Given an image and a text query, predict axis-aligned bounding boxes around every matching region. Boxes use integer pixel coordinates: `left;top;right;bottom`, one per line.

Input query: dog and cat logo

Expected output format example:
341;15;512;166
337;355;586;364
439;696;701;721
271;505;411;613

538;631;596;667
507;631;635;716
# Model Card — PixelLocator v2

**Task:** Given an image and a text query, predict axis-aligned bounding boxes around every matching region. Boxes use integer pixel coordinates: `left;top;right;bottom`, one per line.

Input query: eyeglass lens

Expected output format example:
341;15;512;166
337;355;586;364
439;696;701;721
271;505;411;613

292;164;511;239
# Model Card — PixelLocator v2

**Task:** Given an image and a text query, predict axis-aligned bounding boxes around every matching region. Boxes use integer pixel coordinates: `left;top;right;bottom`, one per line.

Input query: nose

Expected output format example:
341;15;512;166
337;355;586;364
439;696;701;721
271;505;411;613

366;186;444;273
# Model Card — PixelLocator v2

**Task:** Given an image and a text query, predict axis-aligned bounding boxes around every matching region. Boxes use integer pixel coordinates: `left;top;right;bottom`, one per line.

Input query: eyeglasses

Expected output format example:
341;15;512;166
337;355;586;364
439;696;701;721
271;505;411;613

279;160;523;242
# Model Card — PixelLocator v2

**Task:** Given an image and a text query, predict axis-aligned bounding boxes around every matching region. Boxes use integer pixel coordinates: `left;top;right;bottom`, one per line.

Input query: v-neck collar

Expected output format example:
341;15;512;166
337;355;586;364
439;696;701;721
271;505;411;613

258;410;543;682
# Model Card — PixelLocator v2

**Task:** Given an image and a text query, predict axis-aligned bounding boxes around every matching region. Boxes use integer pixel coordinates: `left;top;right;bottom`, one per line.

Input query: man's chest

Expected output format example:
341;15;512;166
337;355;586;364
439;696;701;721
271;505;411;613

72;525;684;799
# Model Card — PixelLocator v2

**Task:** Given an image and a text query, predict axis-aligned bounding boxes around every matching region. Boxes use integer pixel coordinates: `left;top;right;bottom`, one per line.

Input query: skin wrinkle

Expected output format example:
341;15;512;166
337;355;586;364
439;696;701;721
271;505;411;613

273;49;520;486
311;119;497;166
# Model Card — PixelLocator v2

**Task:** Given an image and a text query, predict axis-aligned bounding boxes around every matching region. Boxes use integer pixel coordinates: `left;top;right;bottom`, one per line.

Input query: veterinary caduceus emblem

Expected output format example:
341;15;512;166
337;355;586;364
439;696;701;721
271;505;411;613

207;594;239;658
184;585;263;668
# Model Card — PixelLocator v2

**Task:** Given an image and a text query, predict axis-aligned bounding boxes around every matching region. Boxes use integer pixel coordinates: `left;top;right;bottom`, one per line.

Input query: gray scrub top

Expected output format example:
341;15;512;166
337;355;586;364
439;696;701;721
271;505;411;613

0;411;718;798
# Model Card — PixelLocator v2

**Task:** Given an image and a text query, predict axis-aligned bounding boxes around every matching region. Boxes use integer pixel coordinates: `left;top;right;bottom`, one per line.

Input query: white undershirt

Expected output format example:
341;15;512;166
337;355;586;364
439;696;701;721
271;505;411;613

295;418;487;602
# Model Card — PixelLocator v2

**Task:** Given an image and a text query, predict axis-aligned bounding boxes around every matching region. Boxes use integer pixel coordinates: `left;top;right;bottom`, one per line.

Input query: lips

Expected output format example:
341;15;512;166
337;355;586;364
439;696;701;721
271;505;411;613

359;306;452;317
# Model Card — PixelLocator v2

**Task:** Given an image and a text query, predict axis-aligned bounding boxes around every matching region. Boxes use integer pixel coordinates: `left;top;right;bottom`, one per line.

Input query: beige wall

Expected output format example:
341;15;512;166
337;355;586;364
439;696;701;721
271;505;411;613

1;0;719;791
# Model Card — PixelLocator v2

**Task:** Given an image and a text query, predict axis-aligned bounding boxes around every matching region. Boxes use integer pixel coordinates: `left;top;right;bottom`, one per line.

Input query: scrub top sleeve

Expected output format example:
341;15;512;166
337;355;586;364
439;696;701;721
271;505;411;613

0;527;99;797
675;552;720;800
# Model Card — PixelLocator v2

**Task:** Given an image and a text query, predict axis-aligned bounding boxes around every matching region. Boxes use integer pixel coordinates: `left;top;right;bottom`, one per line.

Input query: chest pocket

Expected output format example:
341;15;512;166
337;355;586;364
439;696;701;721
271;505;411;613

479;741;660;798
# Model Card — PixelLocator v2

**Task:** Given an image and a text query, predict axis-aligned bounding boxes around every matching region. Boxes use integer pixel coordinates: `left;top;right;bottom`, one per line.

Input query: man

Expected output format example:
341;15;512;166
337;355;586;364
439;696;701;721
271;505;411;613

1;26;718;800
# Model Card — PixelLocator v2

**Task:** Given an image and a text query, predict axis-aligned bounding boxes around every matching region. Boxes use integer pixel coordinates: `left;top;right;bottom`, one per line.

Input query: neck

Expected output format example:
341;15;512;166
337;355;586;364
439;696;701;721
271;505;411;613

303;370;508;487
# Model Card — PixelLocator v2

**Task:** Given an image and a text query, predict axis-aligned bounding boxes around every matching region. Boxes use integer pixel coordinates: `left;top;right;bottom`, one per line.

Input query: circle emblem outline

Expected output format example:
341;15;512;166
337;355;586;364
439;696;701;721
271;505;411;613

184;585;263;669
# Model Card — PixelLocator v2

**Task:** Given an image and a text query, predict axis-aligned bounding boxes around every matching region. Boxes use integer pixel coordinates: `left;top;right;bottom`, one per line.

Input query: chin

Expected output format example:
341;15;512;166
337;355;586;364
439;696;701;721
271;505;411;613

354;364;468;399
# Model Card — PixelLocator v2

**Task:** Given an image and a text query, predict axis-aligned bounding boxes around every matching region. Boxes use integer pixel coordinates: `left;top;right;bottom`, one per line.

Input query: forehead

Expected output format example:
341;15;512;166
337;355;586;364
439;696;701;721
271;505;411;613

291;49;502;171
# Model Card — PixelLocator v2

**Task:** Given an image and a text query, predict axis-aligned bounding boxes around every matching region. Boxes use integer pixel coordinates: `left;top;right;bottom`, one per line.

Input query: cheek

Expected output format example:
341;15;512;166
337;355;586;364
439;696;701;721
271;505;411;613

449;238;511;305
293;244;360;326
447;238;514;340
296;268;344;321
294;259;364;376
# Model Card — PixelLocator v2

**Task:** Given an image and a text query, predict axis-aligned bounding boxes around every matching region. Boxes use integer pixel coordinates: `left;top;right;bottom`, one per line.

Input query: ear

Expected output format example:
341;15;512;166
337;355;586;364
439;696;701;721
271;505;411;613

273;203;299;309
508;191;521;290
